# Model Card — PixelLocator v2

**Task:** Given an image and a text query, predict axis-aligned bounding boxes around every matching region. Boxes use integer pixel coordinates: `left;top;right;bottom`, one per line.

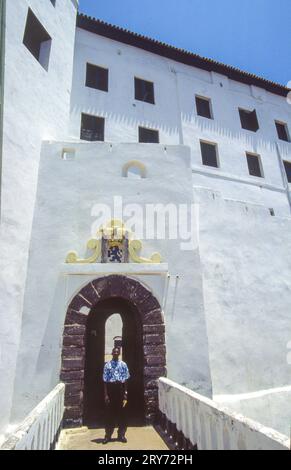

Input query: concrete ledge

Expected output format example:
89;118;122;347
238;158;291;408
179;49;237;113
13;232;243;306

61;263;169;276
192;164;286;193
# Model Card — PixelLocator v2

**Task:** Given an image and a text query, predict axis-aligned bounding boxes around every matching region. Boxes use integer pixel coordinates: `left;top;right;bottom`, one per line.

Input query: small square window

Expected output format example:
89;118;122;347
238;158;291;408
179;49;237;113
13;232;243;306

139;127;159;143
200;141;219;168
62;148;75;161
23;8;52;70
239;108;259;132
86;64;108;92
196;96;213;119
246;153;263;178
283;161;291;183
135;78;155;104
80;114;104;141
275;121;290;142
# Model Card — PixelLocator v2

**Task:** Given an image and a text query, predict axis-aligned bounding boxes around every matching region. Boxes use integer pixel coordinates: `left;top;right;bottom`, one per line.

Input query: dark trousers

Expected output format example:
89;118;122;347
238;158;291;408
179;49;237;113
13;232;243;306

105;382;127;439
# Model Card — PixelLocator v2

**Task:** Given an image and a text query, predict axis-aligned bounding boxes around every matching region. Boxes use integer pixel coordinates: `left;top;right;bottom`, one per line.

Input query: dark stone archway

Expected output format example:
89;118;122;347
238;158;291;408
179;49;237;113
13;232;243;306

60;275;166;428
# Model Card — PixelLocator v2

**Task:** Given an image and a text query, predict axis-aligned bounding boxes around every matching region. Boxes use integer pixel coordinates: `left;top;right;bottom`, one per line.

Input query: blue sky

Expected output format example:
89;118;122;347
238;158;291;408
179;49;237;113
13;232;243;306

79;0;291;86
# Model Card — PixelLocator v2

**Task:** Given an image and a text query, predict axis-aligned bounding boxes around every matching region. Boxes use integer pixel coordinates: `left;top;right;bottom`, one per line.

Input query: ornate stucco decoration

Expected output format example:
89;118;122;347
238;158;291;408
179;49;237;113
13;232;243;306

65;219;162;264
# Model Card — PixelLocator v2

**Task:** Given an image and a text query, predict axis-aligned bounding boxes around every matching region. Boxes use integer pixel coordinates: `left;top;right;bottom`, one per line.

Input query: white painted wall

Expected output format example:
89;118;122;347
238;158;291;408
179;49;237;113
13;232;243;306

68;26;291;438
215;385;291;437
195;185;291;431
0;0;77;434
69;28;291;215
10;142;212;423
2;6;291;439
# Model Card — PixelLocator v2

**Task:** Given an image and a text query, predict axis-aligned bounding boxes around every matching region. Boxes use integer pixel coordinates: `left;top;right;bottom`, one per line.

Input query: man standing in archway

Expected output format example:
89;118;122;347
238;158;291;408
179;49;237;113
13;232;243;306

103;347;130;444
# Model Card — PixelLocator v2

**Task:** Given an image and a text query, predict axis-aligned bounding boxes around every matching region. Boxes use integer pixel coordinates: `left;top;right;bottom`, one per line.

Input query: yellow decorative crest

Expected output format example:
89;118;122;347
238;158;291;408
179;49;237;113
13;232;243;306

65;238;101;264
65;219;162;264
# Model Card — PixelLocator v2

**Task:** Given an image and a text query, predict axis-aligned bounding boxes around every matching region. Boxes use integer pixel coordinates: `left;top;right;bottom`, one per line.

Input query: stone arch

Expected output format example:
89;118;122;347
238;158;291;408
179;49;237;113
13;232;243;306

61;275;166;428
122;160;147;178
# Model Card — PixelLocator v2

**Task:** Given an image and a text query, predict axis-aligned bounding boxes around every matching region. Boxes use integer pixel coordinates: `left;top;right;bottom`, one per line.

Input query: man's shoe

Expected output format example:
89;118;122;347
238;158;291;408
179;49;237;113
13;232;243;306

102;437;111;444
118;436;127;443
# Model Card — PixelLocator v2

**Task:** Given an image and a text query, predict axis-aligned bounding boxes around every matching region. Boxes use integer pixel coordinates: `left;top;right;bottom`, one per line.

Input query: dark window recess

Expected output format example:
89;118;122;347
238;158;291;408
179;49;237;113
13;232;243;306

239;109;259;132
283;161;291;183
196;96;212;119
23;8;52;70
246;153;263;177
275;122;290;142
200;142;218;168
135;78;155;104
80;114;104;141
86;64;108;92
139;127;159;143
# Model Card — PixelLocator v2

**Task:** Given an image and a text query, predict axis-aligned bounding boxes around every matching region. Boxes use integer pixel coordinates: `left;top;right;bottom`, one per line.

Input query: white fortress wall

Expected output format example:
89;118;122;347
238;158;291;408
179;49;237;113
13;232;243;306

0;0;77;433
196;185;291;431
10;142;212;422
70;28;291;216
69;28;181;144
1;5;291;438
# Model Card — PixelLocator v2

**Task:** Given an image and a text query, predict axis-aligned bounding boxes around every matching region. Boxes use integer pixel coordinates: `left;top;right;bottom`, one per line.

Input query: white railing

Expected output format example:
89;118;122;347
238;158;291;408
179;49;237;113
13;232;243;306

158;378;290;451
0;383;65;450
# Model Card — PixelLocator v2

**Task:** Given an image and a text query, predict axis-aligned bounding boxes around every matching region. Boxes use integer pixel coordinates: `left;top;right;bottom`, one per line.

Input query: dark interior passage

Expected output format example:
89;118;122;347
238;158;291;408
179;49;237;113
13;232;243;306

83;297;144;427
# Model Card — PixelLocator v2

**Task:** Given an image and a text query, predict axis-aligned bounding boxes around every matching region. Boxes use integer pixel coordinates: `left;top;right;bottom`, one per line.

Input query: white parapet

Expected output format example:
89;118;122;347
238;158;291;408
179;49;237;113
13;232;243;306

0;383;65;450
158;378;290;451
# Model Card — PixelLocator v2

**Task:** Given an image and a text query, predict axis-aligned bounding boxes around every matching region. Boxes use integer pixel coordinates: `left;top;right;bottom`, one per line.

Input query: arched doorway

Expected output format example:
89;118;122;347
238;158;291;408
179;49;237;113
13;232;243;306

83;297;144;426
61;275;166;428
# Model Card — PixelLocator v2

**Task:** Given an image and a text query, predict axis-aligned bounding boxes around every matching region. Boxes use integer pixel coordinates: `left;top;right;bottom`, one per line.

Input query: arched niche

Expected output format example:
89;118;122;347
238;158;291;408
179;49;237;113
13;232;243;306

122;160;147;179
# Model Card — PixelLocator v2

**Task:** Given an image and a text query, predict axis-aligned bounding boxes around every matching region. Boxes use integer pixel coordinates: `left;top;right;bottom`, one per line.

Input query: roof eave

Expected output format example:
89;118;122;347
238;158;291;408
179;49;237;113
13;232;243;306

77;13;290;98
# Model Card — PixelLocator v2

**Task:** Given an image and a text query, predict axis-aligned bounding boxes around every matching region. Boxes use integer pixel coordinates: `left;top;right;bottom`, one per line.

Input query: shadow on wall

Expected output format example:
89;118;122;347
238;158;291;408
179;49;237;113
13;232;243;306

71;103;180;140
70;101;287;160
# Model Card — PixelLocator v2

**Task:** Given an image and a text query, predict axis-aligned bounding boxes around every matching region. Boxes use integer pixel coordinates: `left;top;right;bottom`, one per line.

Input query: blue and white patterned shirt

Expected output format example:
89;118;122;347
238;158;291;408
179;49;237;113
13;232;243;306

103;359;130;383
